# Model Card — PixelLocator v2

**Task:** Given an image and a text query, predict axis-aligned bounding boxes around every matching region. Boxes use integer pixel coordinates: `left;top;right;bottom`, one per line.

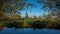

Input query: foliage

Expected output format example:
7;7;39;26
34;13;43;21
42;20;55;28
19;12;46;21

0;0;34;16
37;0;60;20
24;18;37;25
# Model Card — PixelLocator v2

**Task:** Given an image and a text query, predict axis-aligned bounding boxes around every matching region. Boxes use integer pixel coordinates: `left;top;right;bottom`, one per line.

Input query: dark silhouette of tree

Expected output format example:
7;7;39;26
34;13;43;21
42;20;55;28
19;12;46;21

25;12;29;18
34;15;36;18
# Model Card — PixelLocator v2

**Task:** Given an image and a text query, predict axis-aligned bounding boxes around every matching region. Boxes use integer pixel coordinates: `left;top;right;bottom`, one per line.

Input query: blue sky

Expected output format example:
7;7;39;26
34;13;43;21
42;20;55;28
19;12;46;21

20;0;49;17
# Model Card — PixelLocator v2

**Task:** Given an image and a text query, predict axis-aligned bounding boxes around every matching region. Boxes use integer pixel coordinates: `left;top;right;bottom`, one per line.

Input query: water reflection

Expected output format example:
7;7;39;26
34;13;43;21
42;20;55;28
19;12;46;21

0;27;3;31
0;27;60;34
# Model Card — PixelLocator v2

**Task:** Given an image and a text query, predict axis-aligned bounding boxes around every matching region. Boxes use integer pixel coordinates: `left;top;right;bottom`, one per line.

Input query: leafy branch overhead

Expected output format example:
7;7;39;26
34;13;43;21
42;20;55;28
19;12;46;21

37;0;60;17
38;0;60;9
0;0;60;17
0;0;34;15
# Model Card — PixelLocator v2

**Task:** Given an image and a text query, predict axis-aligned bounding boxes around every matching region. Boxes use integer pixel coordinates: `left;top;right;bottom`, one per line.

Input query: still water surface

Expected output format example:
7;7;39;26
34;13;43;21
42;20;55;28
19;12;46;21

0;27;60;34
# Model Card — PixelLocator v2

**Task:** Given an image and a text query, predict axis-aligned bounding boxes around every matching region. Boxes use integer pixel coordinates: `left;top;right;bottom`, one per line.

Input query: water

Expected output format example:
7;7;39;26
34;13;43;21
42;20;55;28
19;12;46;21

0;27;60;34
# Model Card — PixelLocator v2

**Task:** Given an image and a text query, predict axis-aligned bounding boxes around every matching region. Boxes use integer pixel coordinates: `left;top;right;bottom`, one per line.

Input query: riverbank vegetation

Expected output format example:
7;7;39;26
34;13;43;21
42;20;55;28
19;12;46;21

0;0;60;29
0;13;60;29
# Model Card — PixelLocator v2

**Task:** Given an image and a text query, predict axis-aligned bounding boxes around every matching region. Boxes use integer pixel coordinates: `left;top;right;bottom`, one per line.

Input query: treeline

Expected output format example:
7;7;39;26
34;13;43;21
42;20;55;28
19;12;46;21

0;15;60;29
0;12;60;29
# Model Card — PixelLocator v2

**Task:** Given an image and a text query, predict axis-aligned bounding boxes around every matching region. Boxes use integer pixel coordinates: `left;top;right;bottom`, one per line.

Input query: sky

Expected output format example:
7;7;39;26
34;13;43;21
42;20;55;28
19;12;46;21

20;0;49;18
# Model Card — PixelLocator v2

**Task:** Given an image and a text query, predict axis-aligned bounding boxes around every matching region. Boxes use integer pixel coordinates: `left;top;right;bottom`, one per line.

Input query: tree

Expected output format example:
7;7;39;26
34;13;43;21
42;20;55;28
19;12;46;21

9;14;21;20
37;0;60;14
37;0;60;21
38;0;60;9
34;15;36;19
25;12;29;18
0;12;7;20
0;0;33;16
0;0;35;20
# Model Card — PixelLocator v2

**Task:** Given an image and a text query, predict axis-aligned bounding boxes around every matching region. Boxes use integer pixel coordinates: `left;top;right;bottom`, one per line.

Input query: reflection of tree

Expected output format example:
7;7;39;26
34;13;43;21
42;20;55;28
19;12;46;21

0;26;3;31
